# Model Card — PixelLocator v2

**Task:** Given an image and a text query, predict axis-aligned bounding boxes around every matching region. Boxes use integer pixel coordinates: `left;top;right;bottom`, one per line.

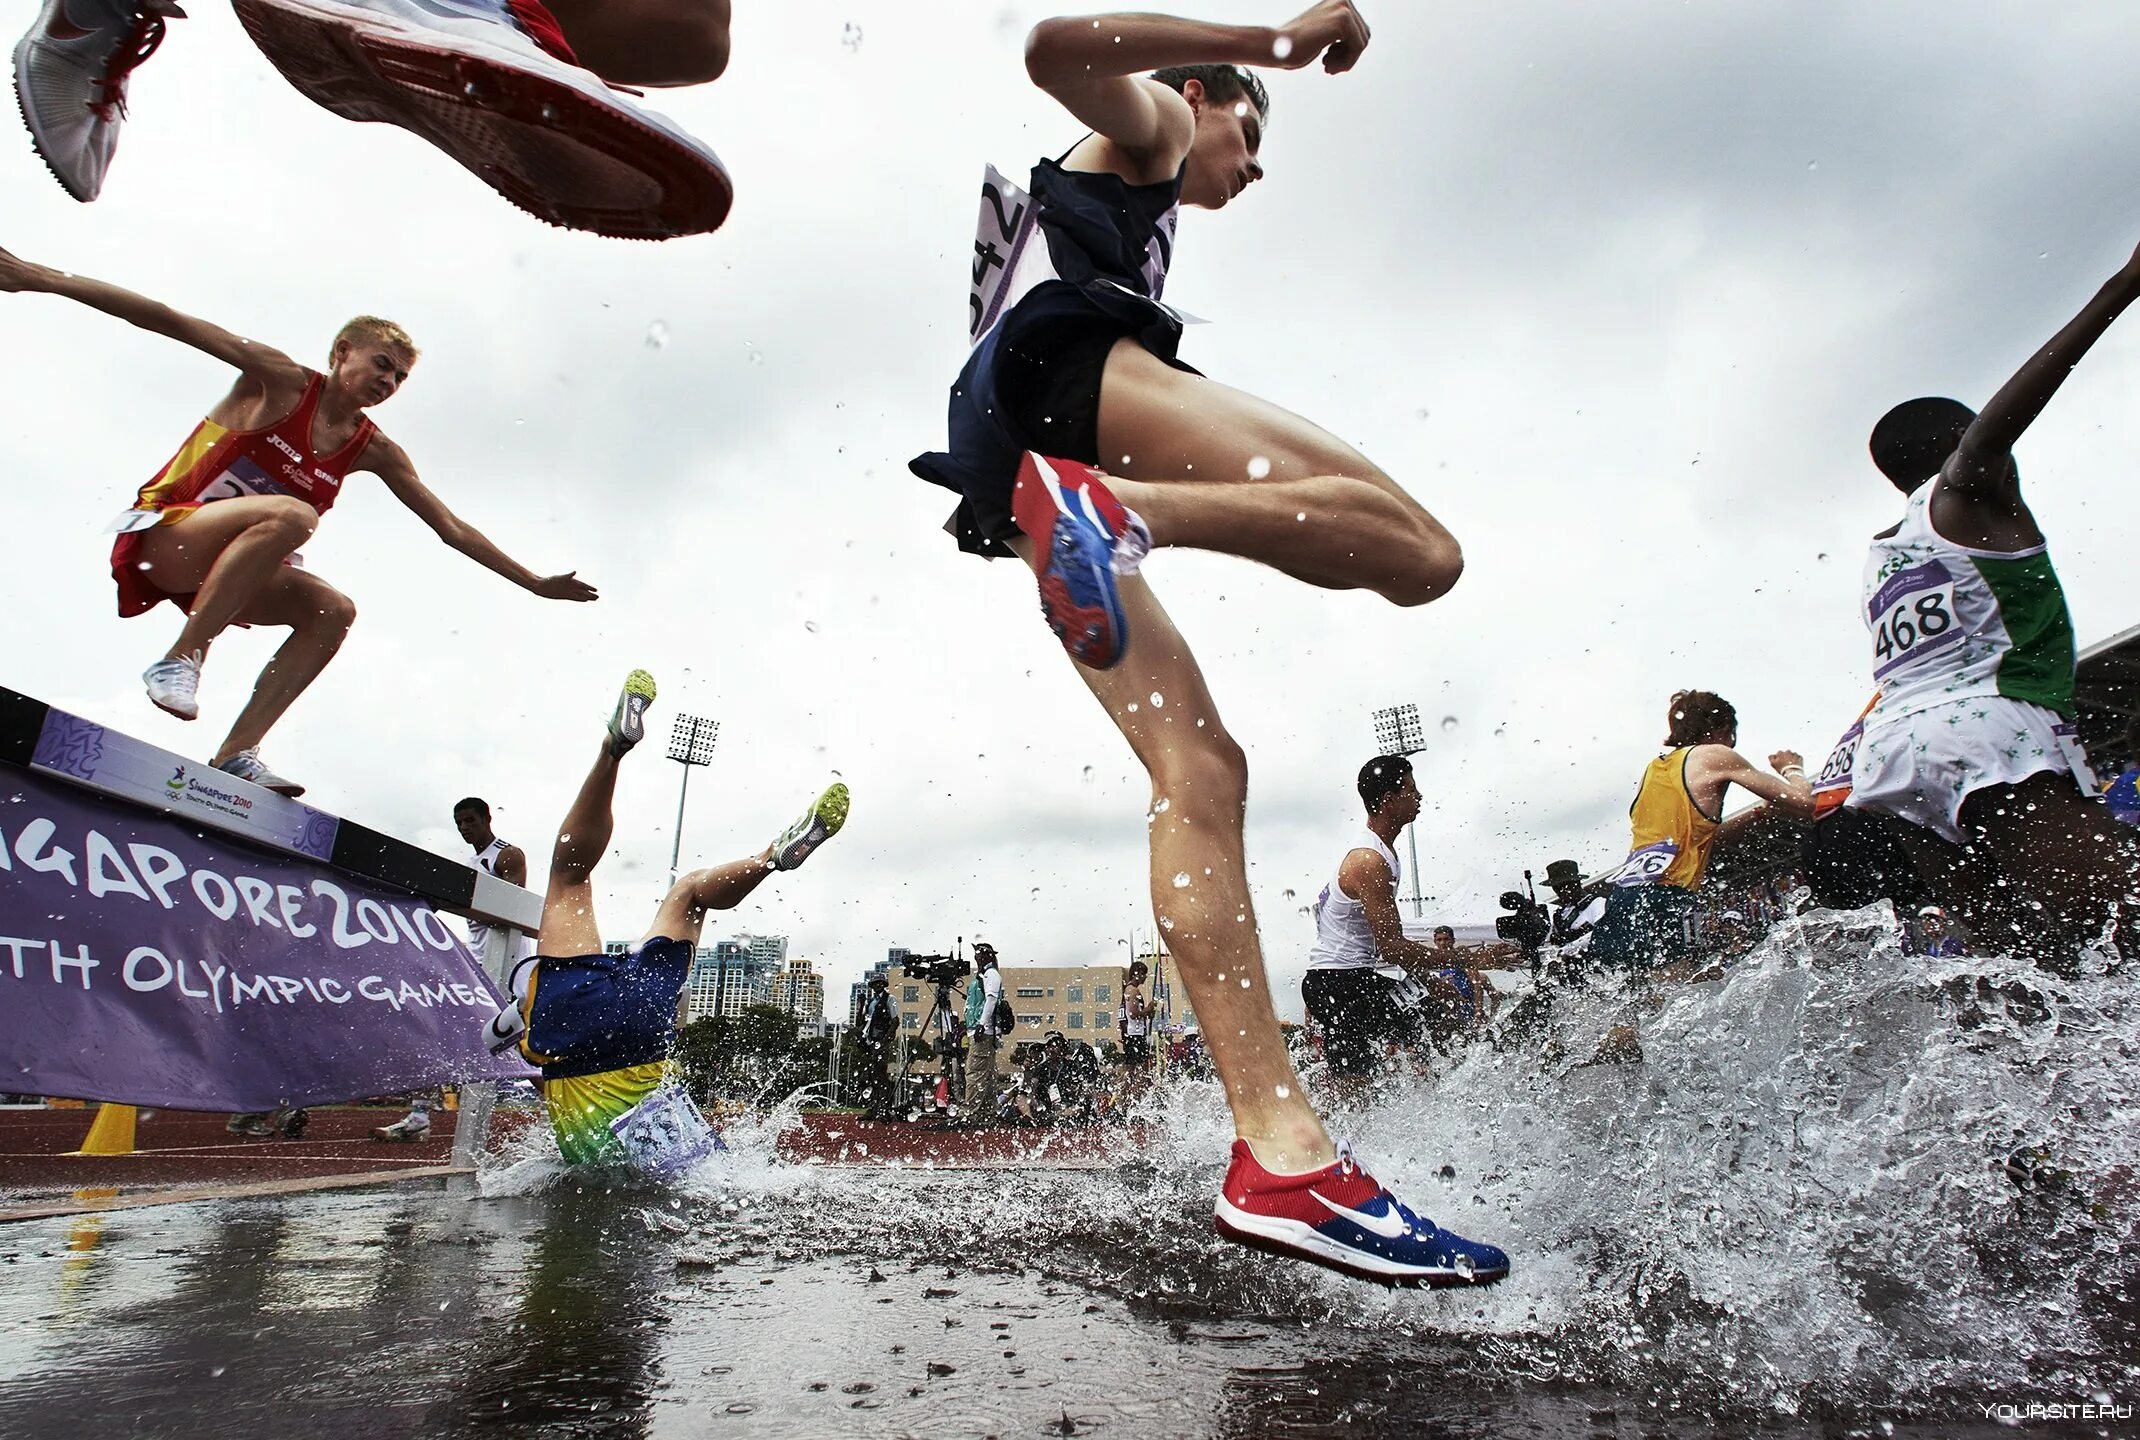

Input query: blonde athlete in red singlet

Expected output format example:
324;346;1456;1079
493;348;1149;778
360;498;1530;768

0;245;597;797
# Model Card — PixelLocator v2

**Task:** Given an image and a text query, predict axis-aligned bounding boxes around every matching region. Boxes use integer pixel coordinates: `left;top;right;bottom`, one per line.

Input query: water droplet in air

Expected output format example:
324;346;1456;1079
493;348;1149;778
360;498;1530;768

1441;715;1459;732
1275;1083;1290;1098
1081;765;1094;781
1172;872;1192;888
805;621;820;634
840;21;863;50
1271;34;1294;59
645;321;670;349
1805;159;1818;171
1125;702;1139;714
1148;692;1164;708
1816;551;1830;563
1246;455;1271;479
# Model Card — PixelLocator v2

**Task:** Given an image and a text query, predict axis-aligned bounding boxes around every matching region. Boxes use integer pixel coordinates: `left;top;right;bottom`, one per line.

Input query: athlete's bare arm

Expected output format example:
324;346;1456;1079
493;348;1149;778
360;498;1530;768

1688;745;1814;823
1342;847;1436;974
363;436;598;602
0;247;307;422
1026;4;1367;174
1941;237;2140;543
494;843;528;888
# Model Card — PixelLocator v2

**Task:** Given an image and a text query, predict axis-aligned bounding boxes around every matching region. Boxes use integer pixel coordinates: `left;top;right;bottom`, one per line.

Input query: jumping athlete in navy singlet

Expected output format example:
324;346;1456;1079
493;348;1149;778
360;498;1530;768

910;4;1501;1290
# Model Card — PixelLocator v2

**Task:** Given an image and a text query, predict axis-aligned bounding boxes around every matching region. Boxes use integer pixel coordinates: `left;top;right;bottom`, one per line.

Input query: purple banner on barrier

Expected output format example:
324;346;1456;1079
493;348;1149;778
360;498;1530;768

0;765;534;1111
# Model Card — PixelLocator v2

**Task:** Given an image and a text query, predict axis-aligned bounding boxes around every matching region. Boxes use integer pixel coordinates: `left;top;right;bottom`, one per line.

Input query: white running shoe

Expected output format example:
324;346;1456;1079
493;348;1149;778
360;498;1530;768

372;1113;431;1142
142;650;201;720
770;783;850;872
215;748;305;797
482;1001;526;1054
12;0;183;202
607;668;657;758
230;0;732;238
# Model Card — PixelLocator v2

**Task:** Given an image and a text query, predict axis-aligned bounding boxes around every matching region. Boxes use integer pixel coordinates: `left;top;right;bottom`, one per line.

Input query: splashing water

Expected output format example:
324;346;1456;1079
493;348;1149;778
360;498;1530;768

471;904;2137;1423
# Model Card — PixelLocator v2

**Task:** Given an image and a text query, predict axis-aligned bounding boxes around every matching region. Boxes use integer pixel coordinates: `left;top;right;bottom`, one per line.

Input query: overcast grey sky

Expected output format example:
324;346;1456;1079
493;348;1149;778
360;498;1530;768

6;2;2139;1019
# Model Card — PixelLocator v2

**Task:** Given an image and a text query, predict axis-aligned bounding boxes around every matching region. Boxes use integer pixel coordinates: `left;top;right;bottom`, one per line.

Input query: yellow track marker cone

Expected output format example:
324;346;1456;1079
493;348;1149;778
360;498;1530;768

71;1104;138;1156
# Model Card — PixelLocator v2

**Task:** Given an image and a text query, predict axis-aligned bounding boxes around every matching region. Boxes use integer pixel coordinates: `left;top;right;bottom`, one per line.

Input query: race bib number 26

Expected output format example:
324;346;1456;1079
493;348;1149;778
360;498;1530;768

969;164;1037;342
1868;560;1962;680
1611;840;1680;888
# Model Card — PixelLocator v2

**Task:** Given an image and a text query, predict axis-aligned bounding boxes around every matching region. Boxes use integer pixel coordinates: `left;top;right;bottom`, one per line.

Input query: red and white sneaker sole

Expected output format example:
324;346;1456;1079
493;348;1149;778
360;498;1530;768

231;0;731;238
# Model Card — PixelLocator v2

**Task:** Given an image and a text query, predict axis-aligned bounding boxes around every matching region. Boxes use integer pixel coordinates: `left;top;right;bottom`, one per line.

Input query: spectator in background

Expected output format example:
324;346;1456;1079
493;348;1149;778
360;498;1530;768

1912;905;1969;958
963;944;1006;1123
857;974;900;1121
1118;960;1155;1095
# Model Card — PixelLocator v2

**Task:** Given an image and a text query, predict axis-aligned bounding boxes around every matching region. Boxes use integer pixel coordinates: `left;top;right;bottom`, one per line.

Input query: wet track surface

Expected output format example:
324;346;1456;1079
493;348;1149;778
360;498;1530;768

0;1179;2074;1439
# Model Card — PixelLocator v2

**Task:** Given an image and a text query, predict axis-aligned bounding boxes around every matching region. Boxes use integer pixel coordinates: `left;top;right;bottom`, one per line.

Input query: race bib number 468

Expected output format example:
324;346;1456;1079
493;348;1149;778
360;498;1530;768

1868;560;1962;680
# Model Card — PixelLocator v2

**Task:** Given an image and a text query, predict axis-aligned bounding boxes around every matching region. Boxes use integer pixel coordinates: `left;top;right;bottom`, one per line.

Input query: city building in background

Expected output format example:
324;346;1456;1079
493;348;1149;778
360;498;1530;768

761;956;827;1028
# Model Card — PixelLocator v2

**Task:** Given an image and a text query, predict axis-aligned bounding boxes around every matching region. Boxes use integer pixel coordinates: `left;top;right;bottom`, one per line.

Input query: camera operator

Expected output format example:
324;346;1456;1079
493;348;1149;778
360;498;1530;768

1543;860;1606;952
900;952;973;1121
962;943;1006;1121
856;973;900;1121
1494;881;1553;970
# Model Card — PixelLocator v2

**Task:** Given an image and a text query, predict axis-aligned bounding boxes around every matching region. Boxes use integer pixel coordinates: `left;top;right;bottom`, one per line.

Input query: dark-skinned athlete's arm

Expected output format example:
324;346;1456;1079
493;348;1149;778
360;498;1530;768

1026;3;1369;162
1946;237;2140;509
365;436;597;602
1342;847;1436;974
0;246;305;390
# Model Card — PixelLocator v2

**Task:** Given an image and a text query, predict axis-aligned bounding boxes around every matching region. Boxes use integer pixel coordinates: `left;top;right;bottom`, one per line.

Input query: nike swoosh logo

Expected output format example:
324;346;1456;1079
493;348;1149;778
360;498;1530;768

1311;1190;1411;1240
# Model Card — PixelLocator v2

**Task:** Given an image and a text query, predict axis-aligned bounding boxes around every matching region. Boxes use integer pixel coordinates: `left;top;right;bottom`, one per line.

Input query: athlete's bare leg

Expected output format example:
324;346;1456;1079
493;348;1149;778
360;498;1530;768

535;741;624;959
1094;340;1462;606
1017;553;1333;1175
641;852;775;948
544;0;730;87
133;496;321;666
209;568;357;765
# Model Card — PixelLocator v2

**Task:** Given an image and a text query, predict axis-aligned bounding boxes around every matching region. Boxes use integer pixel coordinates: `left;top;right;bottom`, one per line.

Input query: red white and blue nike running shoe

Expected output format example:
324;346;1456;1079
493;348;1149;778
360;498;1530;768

1010;453;1149;671
1214;1139;1511;1288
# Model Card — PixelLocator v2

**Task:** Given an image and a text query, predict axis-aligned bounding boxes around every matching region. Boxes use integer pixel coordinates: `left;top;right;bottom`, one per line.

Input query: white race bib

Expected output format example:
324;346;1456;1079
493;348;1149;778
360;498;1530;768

969;164;1038;343
1610;840;1680;888
1868;560;1963;681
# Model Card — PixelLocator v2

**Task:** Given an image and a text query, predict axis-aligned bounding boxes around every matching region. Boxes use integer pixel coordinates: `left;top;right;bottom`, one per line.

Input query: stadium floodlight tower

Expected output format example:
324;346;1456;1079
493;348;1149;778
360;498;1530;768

1370;702;1428;918
667;712;720;887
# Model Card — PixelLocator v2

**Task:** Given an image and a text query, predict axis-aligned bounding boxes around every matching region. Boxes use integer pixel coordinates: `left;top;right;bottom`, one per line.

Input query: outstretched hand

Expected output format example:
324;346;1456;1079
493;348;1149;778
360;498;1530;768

0;246;54;294
1274;0;1371;74
533;571;598;602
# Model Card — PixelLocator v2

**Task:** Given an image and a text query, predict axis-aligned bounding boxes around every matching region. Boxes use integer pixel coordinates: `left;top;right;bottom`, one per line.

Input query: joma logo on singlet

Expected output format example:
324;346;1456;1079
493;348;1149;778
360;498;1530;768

266;434;304;464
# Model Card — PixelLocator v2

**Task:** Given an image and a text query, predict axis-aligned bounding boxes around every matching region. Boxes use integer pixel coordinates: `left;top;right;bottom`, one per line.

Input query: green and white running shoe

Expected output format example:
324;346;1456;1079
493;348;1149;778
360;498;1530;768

771;783;849;871
608;669;658;758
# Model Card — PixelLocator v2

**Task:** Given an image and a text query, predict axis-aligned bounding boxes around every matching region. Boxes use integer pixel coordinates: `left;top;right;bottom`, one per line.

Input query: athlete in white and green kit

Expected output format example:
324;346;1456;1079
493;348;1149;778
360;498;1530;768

1848;236;2140;961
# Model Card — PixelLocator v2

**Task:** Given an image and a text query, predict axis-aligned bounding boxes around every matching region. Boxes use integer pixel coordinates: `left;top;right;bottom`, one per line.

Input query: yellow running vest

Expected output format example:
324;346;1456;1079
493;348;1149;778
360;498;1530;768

1618;748;1721;891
